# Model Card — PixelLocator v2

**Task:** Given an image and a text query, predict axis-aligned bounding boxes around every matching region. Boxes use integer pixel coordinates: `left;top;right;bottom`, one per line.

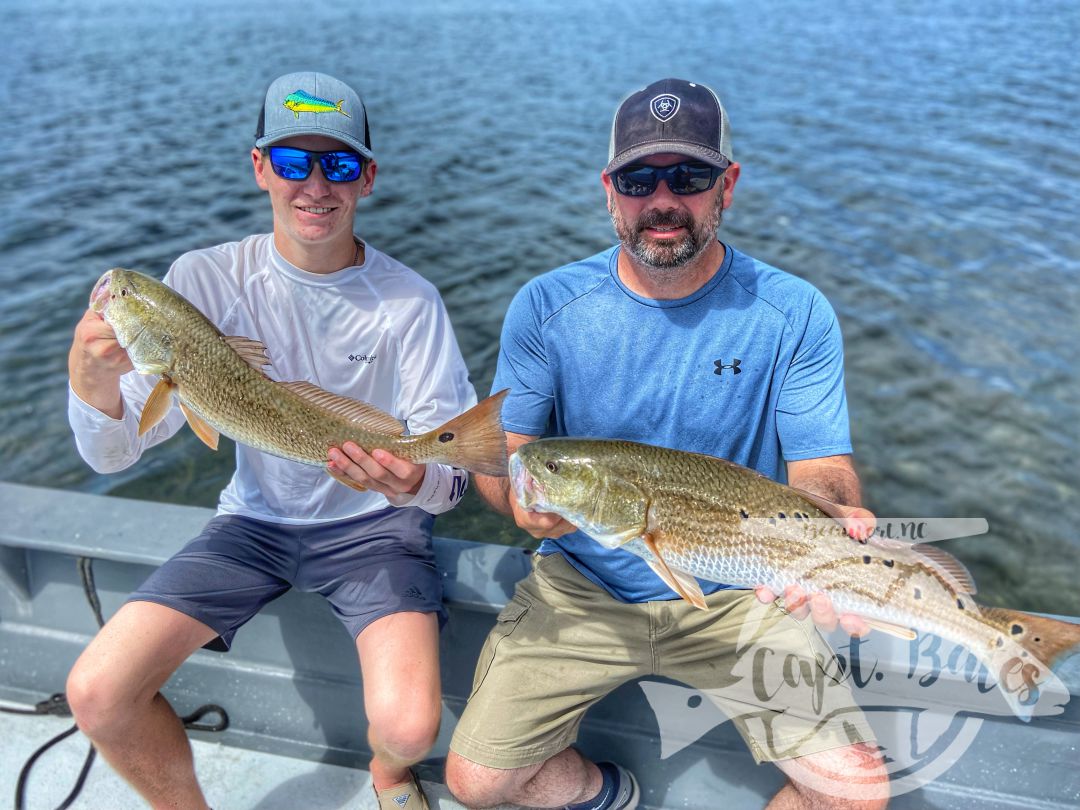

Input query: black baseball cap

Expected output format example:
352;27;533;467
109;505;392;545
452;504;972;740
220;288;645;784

605;78;732;174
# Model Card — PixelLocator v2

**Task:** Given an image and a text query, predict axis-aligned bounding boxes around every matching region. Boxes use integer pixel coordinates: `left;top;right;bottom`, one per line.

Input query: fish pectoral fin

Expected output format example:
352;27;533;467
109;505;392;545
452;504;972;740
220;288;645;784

223;336;272;370
138;378;176;436
179;401;219;451
643;533;708;611
863;618;917;641
280;382;404;435
327;466;367;493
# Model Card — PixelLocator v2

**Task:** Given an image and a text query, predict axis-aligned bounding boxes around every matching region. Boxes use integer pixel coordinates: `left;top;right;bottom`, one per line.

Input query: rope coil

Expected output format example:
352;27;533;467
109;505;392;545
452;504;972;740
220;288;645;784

2;557;229;810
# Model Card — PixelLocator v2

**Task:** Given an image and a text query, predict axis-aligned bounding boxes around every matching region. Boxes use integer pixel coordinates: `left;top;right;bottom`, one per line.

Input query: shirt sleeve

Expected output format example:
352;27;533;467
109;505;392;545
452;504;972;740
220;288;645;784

67;370;187;474
490;282;554;435
775;292;853;461
387;288;477;515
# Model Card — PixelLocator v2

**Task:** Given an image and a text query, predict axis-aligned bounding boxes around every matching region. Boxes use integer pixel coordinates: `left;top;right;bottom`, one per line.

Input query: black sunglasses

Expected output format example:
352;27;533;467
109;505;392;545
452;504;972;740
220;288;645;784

267;146;365;183
612;161;726;197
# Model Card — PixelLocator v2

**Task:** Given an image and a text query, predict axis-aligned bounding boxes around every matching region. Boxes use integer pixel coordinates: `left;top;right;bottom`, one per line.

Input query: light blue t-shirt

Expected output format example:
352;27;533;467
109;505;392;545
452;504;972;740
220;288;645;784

493;243;853;603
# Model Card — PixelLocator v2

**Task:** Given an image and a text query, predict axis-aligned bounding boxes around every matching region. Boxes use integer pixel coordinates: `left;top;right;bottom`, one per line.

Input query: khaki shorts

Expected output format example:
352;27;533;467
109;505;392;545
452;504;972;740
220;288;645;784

450;553;874;769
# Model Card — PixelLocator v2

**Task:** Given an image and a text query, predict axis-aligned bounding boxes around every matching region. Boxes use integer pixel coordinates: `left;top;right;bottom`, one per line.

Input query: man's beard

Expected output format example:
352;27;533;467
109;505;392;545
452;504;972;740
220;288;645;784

609;193;724;272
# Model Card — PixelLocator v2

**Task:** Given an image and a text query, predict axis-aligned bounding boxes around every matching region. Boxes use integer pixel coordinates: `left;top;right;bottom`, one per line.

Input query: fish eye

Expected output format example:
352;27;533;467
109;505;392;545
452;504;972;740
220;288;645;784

545;461;559;473
120;288;128;296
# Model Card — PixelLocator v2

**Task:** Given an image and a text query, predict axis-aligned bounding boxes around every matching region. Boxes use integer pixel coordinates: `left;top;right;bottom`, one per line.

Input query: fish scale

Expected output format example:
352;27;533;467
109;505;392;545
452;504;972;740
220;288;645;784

511;437;1080;718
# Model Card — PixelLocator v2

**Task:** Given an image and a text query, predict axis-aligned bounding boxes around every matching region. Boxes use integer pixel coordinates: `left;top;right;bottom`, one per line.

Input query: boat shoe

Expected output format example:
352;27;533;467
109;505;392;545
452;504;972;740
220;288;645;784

374;770;429;810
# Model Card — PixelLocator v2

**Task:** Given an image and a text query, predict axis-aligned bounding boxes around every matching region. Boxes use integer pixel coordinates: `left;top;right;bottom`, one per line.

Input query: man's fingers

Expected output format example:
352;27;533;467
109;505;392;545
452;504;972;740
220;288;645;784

809;593;838;633
784;585;810;619
839;614;872;638
755;585;777;604
841;507;876;542
511;499;575;539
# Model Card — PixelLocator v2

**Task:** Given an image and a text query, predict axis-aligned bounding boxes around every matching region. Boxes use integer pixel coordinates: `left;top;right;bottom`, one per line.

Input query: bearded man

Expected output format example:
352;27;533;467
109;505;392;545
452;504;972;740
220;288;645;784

444;79;889;810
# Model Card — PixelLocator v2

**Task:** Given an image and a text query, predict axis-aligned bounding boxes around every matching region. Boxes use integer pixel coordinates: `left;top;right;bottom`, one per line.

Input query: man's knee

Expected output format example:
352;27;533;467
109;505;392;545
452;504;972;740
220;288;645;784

445;751;524;808
783;742;890;810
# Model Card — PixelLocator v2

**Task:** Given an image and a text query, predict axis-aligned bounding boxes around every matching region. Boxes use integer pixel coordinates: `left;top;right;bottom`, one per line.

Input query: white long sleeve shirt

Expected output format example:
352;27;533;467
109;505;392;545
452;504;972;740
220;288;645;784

68;233;477;523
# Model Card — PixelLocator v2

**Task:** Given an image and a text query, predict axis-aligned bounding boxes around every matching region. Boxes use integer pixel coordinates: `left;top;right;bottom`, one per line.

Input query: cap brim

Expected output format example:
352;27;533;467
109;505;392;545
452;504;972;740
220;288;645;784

255;129;374;161
605;141;730;174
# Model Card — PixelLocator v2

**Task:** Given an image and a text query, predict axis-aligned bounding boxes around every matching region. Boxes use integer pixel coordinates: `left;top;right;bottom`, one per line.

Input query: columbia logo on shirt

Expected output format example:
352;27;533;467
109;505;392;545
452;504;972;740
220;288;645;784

348;353;377;363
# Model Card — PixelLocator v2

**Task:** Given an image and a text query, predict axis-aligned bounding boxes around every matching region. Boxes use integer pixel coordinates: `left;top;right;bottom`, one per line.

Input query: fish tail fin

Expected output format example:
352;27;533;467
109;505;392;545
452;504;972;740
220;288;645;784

336;100;350;117
425;389;508;476
983;607;1080;667
980;608;1080;720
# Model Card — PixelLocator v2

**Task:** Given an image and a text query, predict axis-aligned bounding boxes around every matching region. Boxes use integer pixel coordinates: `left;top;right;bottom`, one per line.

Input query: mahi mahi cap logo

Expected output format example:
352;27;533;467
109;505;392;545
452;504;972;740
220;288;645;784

651;93;681;122
282;89;351;119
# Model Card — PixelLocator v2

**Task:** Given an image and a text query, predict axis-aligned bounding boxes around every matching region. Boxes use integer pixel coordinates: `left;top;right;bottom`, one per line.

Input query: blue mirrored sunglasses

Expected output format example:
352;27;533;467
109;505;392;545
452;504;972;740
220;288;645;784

267;146;365;183
612;161;725;196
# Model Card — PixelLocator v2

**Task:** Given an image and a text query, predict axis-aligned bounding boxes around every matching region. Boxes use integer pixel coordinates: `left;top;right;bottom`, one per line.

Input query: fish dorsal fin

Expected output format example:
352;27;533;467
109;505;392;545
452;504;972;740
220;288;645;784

223;336;272;370
280;381;404;435
139;378;176;436
871;537;977;596
643;533;708;611
911;543;978;595
179;401;219;451
863;618;917;641
790;487;848;521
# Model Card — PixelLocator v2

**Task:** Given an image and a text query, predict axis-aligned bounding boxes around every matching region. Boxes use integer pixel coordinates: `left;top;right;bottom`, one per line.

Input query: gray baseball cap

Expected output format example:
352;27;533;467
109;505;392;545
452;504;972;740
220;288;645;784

605;78;732;174
254;71;374;160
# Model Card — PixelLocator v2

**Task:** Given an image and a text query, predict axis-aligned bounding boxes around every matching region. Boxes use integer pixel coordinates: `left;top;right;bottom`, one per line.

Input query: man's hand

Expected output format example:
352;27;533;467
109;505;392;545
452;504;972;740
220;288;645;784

765;456;876;637
473;430;578;539
755;584;871;637
833;503;876;543
509;492;577;540
68;309;133;418
327;444;426;499
753;501;877;637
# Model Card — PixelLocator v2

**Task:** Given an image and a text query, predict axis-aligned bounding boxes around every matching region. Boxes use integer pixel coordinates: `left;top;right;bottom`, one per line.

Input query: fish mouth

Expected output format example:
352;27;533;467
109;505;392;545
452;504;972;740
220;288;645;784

509;453;544;511
89;270;113;313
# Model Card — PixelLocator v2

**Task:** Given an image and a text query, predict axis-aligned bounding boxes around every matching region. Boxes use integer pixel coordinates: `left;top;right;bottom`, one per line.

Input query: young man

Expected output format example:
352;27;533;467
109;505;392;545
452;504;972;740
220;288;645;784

445;79;889;809
66;72;470;810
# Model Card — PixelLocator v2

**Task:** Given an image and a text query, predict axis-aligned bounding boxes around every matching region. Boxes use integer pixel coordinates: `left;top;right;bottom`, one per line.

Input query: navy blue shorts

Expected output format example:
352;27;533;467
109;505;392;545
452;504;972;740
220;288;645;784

129;506;445;650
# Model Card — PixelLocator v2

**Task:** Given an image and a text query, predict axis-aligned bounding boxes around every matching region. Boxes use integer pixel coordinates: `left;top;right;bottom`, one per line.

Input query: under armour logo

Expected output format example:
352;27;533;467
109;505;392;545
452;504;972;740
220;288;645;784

393;794;410;807
713;358;742;376
651;93;681;122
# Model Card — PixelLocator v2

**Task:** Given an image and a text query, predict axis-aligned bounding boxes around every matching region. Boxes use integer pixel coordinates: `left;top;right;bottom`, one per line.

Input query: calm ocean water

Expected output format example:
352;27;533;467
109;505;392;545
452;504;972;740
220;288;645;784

1;0;1077;614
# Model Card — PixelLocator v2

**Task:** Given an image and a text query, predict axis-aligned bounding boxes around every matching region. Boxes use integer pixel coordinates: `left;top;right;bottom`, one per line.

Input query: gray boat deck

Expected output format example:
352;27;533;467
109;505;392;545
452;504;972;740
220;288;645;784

1;708;392;809
1;482;1078;809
